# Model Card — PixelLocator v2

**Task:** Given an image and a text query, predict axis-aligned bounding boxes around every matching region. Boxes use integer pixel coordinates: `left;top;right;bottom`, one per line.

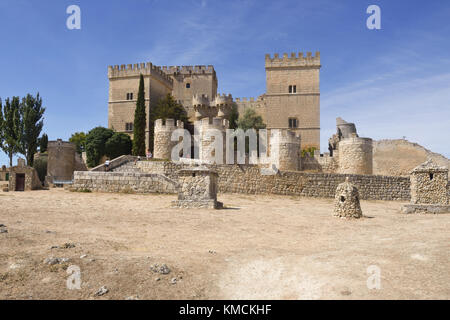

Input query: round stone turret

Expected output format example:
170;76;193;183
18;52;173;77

153;119;184;160
270;129;301;171
198;117;228;164
47;139;76;183
338;137;373;175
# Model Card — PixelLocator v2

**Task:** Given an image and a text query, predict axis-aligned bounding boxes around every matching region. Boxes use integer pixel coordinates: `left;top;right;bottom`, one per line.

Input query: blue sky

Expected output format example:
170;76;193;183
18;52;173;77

0;0;449;165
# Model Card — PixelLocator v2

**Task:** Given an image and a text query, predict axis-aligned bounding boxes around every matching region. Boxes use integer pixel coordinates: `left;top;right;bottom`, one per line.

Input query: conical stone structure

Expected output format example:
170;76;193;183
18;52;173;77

333;177;362;219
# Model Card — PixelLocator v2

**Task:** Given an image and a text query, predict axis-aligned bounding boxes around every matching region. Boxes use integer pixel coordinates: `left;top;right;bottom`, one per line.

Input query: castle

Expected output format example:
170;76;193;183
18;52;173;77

108;52;321;152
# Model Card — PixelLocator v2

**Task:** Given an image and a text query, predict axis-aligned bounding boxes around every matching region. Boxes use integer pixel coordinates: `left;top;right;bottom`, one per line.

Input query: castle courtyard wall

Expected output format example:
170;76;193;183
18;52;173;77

72;161;411;201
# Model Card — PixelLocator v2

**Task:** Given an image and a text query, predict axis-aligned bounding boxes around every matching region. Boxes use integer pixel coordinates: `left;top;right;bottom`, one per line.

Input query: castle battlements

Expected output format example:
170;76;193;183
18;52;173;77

234;95;265;103
265;52;321;68
271;129;301;144
108;62;173;85
154;118;184;131
192;94;211;107
198;117;229;130
214;94;233;106
48;139;76;150
161;65;215;76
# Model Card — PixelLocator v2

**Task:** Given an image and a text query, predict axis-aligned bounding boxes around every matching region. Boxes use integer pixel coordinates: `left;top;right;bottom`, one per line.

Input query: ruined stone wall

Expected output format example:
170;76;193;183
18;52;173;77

69;171;177;194
129;161;410;200
301;153;338;173
338;138;373;175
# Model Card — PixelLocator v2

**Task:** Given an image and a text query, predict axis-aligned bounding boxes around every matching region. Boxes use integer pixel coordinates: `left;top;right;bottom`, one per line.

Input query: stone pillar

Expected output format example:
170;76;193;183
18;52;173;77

171;166;223;209
333;177;363;218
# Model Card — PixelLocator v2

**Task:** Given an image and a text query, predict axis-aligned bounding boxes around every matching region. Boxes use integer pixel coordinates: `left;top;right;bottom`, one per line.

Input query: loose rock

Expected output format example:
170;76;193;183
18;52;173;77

95;286;109;297
150;264;171;275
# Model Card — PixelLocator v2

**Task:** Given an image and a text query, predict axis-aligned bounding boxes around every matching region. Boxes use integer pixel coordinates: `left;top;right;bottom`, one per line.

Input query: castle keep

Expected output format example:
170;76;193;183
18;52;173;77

108;52;321;151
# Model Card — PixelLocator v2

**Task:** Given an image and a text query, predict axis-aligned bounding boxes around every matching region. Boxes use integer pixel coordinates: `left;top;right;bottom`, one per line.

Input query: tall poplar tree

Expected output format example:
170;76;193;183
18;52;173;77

132;74;146;156
19;93;45;166
0;97;22;166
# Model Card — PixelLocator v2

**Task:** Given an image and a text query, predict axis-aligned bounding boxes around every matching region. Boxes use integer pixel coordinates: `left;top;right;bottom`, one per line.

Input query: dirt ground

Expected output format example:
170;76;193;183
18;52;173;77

0;189;448;300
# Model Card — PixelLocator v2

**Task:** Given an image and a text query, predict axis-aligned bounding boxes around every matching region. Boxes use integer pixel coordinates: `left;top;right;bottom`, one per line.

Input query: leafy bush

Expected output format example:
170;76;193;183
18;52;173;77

85;127;114;167
105;132;132;160
33;157;47;183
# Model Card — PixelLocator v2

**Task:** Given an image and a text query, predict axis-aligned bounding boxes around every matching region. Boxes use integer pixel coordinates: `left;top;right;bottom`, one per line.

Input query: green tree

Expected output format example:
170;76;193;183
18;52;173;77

85;127;114;167
132;74;146;156
227;103;239;130
69;132;87;154
33;157;47;183
18;93;46;166
39;133;48;153
0;97;22;166
105;132;132;160
237;108;266;130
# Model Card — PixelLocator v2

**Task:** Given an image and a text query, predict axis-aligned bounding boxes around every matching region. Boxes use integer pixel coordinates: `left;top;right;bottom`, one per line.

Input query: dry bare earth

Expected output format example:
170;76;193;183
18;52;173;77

0;189;449;300
373;139;450;177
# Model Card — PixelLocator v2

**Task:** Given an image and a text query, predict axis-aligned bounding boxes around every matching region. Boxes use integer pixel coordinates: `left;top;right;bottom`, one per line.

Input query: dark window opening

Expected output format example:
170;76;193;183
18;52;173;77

186;83;191;89
429;173;434;180
126;93;134;100
288;85;292;93
340;196;345;203
125;123;133;131
288;85;297;94
288;118;298;128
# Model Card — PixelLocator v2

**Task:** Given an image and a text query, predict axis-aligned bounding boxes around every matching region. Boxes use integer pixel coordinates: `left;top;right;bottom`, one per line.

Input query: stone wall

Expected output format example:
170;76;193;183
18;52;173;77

129;160;411;200
69;171;177;194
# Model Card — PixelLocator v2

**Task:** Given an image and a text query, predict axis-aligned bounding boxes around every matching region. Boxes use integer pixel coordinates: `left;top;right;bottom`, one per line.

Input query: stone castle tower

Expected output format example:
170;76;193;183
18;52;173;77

264;52;321;150
234;52;321;151
108;52;320;152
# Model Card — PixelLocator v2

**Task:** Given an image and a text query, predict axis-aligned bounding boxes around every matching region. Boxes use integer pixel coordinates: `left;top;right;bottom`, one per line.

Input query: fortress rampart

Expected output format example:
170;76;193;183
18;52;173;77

265;52;321;68
108;63;173;86
161;65;215;75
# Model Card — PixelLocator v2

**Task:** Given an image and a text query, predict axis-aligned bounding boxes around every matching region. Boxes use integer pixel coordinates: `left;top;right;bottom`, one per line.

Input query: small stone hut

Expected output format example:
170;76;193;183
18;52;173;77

333;177;362;218
403;159;450;214
8;159;42;192
172;166;223;209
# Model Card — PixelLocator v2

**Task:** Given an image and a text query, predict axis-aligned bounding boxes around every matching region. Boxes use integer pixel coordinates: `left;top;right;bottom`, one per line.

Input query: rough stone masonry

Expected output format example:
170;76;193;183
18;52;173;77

333;177;363;219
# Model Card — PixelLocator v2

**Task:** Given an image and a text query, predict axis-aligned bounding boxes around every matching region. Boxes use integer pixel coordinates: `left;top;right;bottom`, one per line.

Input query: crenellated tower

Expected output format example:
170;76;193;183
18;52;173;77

264;52;321;151
153;119;184;160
